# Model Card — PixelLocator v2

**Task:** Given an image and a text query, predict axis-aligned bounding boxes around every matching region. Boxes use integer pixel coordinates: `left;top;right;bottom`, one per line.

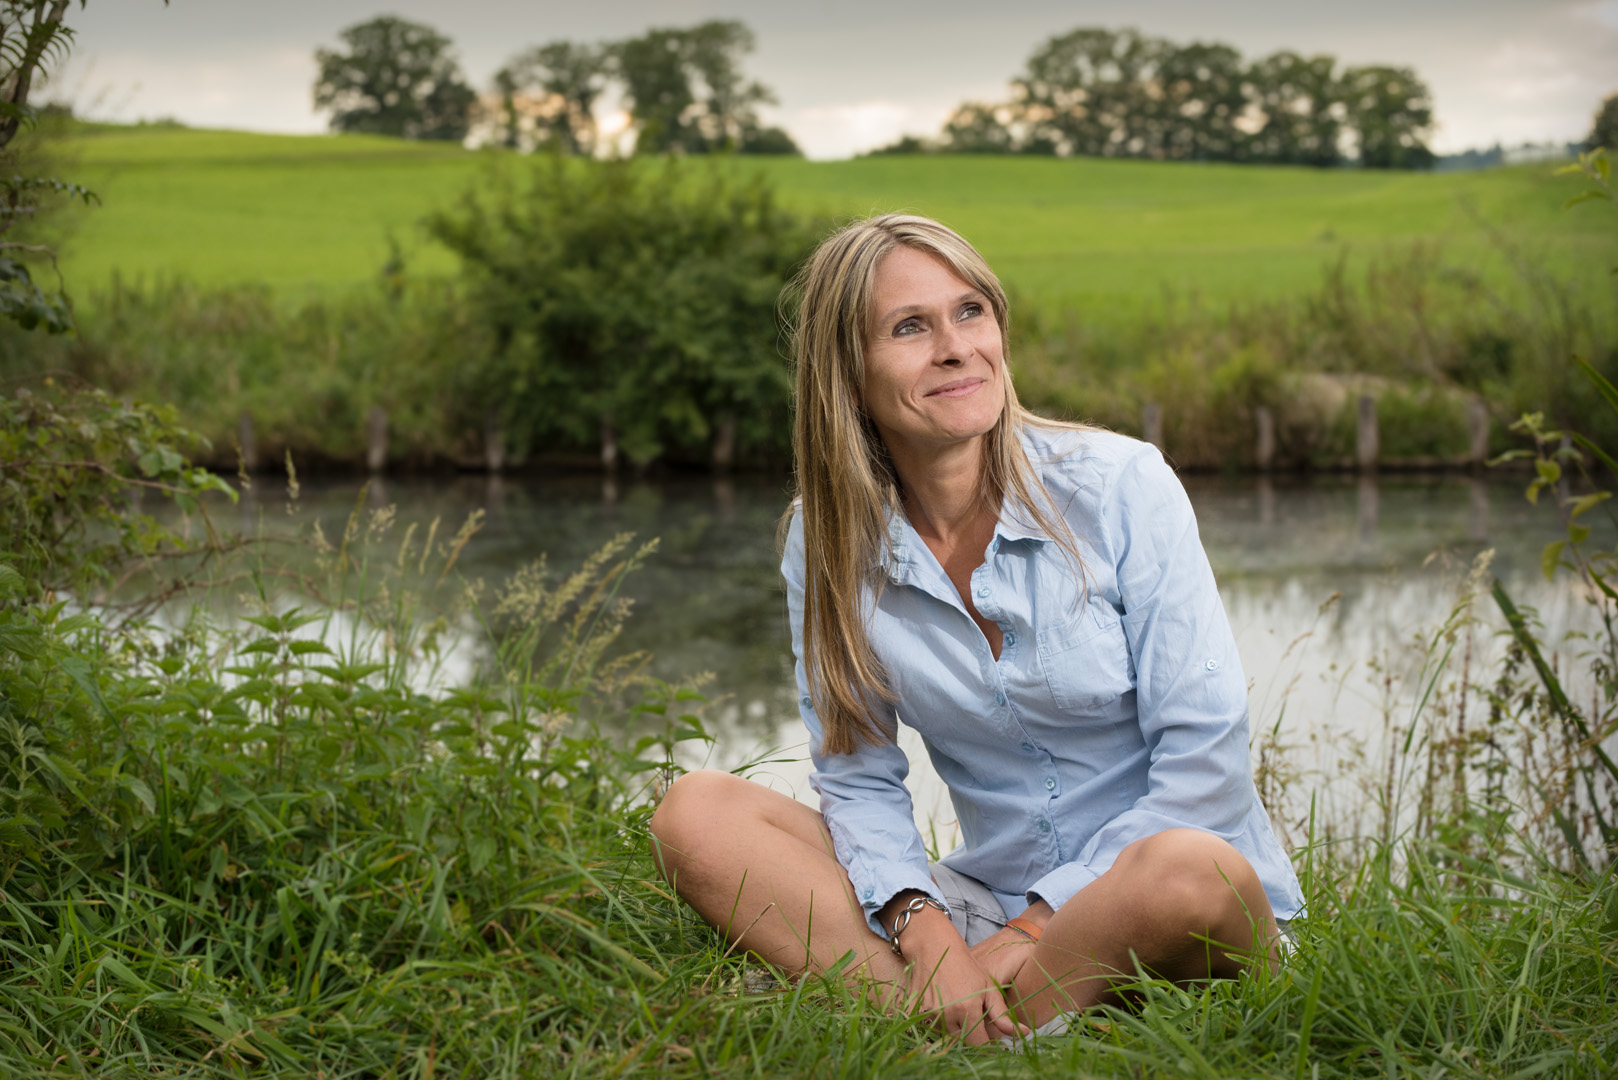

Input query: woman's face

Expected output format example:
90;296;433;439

861;245;1005;460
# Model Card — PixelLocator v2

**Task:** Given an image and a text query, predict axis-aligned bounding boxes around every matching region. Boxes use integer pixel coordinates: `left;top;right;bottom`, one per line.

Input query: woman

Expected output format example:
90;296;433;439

649;213;1304;1046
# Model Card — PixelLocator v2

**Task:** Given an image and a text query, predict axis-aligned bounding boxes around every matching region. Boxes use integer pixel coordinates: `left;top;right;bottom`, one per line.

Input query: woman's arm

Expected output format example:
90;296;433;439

782;513;943;934
1027;445;1258;911
784;516;1024;1042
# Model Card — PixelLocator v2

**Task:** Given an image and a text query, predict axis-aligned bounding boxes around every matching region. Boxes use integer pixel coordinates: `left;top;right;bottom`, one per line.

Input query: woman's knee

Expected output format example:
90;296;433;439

648;770;760;877
1114;829;1266;932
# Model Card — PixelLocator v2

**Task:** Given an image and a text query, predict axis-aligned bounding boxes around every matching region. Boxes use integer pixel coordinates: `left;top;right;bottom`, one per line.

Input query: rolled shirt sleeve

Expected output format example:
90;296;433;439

782;514;945;937
1027;445;1258;912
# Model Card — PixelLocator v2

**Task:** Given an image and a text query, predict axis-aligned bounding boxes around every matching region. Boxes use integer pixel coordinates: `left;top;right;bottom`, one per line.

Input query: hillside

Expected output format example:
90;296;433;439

40;126;1613;319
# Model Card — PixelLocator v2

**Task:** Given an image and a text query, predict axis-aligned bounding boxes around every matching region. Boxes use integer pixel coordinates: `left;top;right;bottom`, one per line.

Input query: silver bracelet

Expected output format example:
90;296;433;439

888;895;948;957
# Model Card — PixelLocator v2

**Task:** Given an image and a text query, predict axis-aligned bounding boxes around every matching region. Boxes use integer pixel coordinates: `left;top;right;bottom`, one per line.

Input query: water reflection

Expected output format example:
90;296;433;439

220;469;1593;841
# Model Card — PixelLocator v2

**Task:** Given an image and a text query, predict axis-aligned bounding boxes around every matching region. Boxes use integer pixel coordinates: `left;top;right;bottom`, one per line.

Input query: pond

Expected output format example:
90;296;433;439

221;467;1593;845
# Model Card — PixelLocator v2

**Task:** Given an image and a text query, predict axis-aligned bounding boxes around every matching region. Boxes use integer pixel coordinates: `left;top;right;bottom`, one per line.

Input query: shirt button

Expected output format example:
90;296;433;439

976;586;990;599
1044;777;1056;791
990;538;1000;553
995;691;1007;706
1205;658;1220;671
1004;632;1016;646
800;695;813;709
862;886;874;899
1039;819;1051;833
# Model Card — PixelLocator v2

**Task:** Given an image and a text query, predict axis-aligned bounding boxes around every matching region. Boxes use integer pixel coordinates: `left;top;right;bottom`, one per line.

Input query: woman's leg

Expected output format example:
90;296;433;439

648;770;908;985
1008;829;1281;1027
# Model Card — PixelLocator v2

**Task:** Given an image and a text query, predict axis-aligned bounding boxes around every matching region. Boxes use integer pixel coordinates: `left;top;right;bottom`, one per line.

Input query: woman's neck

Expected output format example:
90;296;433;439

890;436;992;545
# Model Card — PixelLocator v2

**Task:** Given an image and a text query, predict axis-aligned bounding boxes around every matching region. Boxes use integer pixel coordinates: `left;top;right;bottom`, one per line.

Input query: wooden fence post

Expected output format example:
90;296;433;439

366;406;388;474
1356;395;1378;472
1467;400;1489;469
1254;406;1275;471
1142;403;1163;451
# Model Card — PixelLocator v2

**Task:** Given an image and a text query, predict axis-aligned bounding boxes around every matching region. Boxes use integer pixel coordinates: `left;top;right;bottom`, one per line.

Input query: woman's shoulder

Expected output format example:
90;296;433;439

1020;421;1165;497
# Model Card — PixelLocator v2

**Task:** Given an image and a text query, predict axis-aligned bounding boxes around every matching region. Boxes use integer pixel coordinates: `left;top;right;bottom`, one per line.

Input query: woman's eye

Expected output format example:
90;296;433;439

959;302;984;320
893;319;921;336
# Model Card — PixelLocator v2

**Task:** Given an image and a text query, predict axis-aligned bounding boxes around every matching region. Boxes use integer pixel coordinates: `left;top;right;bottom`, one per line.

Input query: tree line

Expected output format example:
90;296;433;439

313;15;799;155
881;27;1436;169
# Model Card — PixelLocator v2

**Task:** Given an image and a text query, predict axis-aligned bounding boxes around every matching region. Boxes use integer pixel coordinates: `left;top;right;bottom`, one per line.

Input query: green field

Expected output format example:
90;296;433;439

44;126;1613;317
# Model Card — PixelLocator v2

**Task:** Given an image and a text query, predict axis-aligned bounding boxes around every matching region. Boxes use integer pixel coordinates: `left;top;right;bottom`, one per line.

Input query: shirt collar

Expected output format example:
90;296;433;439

877;493;1052;584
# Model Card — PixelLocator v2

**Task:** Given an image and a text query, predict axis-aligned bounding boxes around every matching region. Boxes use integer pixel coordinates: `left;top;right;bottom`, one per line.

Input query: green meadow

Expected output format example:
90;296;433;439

47;126;1609;318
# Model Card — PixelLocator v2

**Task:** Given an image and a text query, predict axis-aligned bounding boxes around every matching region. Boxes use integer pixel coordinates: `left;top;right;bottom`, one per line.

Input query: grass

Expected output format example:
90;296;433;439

37;125;1616;319
0;461;1615;1075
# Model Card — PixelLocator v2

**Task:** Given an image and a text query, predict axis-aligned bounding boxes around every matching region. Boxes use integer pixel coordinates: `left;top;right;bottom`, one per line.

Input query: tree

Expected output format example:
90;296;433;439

942;103;1017;153
1339;64;1434;169
492;40;608;154
425;159;818;469
313;16;475;141
1013;28;1166;157
1590;92;1618;152
1246;51;1343;167
613;20;776;155
1149;41;1247;161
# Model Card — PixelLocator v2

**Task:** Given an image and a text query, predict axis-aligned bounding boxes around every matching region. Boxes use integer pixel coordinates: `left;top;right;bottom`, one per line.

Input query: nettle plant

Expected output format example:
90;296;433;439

1490;149;1618;872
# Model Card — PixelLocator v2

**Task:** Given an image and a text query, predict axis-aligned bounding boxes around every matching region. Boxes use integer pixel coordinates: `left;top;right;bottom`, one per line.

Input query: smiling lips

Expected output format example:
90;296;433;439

926;378;985;398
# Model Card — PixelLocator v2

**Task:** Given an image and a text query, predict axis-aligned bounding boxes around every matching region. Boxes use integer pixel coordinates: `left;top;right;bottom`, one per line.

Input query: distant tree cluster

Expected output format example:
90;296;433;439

1591;92;1618;152
313;15;798;155
881;27;1435;169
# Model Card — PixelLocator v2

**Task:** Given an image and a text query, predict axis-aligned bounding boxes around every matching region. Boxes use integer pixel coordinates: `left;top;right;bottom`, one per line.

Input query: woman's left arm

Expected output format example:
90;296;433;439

1027;444;1257;912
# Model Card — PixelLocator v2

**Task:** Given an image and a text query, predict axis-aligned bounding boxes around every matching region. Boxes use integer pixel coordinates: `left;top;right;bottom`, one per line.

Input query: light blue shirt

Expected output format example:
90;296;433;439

783;426;1304;936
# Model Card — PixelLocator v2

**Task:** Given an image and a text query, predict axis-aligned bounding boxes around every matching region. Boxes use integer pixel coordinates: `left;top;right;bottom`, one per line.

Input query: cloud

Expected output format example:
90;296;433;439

1572;1;1618;29
56;46;322;132
782;101;952;160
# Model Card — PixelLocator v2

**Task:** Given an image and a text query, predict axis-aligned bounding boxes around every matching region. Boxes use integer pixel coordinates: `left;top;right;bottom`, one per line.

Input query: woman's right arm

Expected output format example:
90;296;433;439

783;514;1025;1043
781;513;940;934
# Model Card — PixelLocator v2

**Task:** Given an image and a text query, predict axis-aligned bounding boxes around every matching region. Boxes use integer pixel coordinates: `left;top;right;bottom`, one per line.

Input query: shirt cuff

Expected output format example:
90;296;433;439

1026;861;1101;913
831;843;945;937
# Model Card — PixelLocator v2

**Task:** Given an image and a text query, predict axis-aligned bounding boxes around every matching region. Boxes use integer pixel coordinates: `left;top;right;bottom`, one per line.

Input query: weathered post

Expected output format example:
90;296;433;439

1254;406;1275;471
600;417;618;473
366;406;388;474
1142;403;1164;451
1467;400;1489;469
238;410;259;474
1356;395;1378;472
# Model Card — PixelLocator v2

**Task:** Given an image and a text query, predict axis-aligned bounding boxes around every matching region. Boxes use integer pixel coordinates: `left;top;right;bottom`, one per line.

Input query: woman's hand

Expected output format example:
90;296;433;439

893;907;1027;1045
967;926;1038;988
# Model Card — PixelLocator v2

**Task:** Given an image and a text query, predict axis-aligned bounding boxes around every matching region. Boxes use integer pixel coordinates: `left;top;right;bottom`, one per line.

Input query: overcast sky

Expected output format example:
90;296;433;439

48;0;1617;159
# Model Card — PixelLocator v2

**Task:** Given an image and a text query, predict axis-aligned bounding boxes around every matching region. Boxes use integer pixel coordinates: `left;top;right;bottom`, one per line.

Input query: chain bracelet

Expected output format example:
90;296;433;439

888;895;948;957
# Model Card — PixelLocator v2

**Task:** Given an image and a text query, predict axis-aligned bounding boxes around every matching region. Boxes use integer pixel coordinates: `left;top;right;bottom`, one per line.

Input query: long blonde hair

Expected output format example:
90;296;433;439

785;213;1087;754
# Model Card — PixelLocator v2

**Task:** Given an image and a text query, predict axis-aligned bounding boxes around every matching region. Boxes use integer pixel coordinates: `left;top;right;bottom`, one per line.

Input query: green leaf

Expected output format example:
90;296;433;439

1570;524;1591;544
0;563;24;597
1564;190;1611;209
60;656;110;719
1568;491;1613;521
118;775;156;816
1542;540;1566;581
1574;356;1618;422
1536;459;1562;486
467;835;497;874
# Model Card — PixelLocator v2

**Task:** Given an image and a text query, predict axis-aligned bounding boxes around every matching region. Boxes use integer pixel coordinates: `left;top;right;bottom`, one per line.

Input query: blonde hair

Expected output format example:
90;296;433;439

785;212;1088;754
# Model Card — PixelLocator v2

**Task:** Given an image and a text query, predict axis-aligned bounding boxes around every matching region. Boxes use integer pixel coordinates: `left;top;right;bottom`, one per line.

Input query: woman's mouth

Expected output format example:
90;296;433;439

926;378;984;398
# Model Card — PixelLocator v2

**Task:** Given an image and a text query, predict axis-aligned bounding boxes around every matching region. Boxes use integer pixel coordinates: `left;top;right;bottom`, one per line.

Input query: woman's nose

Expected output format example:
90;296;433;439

934;321;973;363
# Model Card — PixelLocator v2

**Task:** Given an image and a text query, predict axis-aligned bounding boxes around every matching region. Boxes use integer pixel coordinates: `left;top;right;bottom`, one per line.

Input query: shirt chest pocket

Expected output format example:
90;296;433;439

1037;599;1135;712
